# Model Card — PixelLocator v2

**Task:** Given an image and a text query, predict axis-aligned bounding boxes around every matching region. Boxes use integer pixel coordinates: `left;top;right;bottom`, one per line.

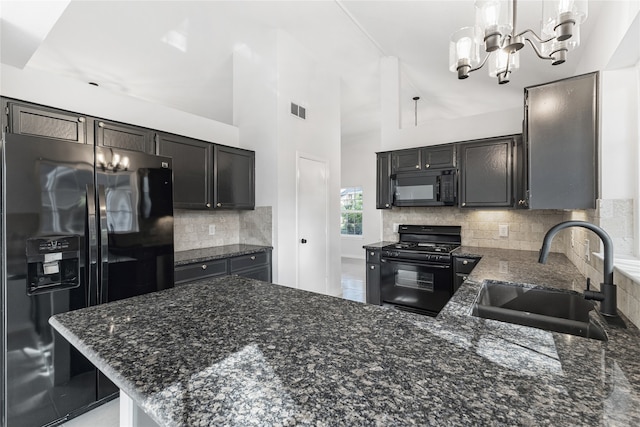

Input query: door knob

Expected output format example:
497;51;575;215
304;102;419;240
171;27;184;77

301;238;307;244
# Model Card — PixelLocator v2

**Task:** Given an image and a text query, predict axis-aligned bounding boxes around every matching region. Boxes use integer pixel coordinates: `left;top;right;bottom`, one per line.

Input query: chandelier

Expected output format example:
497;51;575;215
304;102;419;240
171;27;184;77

449;0;588;84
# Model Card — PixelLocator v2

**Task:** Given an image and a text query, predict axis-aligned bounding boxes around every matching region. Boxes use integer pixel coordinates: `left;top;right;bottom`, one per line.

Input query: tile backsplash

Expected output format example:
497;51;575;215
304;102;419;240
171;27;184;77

382;207;567;253
173;206;272;252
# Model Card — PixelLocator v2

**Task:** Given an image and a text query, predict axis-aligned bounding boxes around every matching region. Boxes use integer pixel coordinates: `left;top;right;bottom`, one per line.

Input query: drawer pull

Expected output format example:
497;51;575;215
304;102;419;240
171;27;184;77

251;256;256;260
201;265;207;270
463;260;468;265
370;265;375;270
370;251;374;256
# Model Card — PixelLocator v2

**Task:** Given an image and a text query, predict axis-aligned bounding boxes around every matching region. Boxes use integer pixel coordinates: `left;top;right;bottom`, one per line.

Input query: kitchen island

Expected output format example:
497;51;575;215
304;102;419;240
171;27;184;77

50;249;640;426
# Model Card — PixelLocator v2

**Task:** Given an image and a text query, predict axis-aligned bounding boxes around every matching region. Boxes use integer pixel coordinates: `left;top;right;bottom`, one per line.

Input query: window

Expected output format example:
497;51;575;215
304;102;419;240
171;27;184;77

341;187;363;236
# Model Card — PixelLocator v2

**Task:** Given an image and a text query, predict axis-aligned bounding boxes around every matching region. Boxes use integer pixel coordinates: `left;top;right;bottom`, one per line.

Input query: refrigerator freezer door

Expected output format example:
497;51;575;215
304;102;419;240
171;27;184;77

94;147;174;399
2;134;98;426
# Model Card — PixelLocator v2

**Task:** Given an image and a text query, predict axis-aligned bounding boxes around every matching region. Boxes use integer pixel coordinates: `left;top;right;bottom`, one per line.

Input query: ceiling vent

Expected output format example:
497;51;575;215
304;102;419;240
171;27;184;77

290;102;306;120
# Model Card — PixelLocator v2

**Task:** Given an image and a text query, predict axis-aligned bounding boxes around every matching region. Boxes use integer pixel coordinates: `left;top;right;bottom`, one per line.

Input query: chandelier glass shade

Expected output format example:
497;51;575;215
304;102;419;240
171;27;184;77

449;0;588;84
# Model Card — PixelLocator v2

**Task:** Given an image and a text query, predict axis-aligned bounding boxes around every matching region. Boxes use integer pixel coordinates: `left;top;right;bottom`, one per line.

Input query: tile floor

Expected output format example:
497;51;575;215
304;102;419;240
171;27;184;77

61;258;366;426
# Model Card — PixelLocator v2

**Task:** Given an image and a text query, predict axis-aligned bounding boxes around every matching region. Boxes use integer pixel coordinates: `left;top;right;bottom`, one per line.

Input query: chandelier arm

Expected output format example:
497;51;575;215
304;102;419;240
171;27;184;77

468;51;491;73
524;38;555;61
515;28;555;44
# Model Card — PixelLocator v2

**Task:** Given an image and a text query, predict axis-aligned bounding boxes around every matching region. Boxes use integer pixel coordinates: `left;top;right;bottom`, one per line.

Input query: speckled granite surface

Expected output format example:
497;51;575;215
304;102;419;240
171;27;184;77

362;241;394;250
174;244;272;266
50;248;640;426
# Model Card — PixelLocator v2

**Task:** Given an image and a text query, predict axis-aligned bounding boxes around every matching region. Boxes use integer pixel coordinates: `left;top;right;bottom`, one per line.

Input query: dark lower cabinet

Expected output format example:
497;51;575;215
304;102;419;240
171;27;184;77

157;133;213;209
6;101;87;144
365;248;382;305
213;145;255;210
175;249;272;285
229;252;272;282
175;259;228;285
95;120;155;154
453;255;480;292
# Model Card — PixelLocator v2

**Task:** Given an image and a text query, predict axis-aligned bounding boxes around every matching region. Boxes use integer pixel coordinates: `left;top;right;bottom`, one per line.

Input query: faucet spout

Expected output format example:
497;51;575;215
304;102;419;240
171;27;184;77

538;220;619;319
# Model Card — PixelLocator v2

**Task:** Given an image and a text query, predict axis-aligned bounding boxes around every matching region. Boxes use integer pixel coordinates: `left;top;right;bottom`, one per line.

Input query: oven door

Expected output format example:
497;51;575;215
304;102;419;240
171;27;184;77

380;258;453;315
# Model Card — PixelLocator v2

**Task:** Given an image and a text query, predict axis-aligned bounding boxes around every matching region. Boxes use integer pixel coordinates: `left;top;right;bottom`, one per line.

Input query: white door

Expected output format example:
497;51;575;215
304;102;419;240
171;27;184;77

297;155;328;294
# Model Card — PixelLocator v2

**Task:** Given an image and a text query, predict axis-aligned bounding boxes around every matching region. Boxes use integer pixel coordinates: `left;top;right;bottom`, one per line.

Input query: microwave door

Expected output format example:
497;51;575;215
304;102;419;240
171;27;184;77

394;173;439;206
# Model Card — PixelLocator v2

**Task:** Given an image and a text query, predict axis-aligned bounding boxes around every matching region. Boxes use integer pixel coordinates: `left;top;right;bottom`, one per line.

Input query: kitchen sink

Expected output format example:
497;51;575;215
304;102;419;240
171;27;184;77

472;281;607;341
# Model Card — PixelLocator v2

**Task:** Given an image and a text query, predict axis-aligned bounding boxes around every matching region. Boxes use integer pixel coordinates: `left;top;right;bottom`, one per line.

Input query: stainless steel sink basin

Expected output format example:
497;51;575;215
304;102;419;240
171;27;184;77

472;281;607;341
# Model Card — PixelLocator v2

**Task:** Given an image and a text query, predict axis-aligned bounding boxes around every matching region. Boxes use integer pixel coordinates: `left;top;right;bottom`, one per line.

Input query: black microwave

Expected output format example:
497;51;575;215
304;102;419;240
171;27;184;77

392;169;456;207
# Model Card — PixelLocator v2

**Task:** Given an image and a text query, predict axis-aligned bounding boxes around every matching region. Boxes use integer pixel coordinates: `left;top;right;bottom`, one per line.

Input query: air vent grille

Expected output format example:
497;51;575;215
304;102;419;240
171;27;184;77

290;102;306;120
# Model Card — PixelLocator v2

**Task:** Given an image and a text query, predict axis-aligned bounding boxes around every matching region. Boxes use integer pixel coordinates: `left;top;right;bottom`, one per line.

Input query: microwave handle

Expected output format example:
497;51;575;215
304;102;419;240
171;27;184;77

436;175;441;201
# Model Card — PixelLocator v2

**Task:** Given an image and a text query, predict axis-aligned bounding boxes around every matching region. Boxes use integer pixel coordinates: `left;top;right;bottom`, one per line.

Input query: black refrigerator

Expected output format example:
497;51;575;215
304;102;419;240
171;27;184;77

1;133;174;426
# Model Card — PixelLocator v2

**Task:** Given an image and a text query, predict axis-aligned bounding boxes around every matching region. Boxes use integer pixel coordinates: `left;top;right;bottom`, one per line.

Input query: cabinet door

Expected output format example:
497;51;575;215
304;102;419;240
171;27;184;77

422;145;455;169
9;102;87;144
459;137;514;208
392;148;421;172
157;133;212;209
174;259;228;285
366;262;381;305
213;145;255;210
95;120;154;153
376;152;392;209
525;72;597;209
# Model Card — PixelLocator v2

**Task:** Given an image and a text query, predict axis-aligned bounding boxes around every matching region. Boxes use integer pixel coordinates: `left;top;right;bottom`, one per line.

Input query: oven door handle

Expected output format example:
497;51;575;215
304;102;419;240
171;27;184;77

381;258;451;269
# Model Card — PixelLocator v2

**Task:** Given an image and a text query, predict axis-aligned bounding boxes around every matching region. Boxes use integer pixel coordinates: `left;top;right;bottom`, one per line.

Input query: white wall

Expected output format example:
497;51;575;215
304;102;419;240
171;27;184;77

600;67;639;200
234;30;342;296
0;64;239;146
341;130;380;259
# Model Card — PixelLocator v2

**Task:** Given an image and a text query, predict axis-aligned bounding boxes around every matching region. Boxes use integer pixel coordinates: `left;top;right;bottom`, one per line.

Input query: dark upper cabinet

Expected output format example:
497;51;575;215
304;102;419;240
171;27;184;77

157;133;213;209
458;135;518;208
6;101;87;144
95;120;154;154
376;152;392;209
391;144;455;173
524;72;598;209
213;145;255;210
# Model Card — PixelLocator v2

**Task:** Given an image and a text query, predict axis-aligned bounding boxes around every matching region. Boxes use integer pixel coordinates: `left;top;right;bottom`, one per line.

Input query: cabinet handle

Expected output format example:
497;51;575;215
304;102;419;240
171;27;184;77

415;165;420;169
370;265;375;270
370;251;374;256
201;265;207;270
206;203;211;208
462;202;466;207
385;203;390;208
98;121;105;128
425;163;430;168
78;117;85;123
250;256;256;261
462;260;468;265
216;203;222;207
463;275;468;280
518;200;526;206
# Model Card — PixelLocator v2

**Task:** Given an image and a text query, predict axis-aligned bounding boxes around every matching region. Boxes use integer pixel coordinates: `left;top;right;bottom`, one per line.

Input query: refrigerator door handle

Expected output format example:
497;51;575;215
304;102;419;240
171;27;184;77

86;184;98;306
97;185;109;304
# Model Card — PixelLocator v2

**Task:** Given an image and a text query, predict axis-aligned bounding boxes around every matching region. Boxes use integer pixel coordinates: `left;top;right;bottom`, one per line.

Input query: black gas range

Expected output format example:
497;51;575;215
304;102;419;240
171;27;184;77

380;225;461;316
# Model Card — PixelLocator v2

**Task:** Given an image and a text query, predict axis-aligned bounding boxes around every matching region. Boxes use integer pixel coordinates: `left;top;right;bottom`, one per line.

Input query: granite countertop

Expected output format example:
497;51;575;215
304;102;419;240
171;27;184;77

174;244;272;266
50;248;640;426
362;241;394;250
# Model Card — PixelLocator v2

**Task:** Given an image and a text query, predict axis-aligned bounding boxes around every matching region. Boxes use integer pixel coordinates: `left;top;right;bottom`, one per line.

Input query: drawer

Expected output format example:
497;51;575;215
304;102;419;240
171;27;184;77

366;249;381;263
175;259;227;284
453;256;479;274
229;252;269;272
235;265;272;282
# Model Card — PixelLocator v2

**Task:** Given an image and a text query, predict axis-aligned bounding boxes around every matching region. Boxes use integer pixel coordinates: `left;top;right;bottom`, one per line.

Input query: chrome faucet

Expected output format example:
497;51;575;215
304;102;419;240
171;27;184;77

538;220;623;323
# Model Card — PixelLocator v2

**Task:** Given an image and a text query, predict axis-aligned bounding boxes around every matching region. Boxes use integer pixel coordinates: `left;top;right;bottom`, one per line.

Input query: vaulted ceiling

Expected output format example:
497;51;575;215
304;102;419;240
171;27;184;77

1;0;626;140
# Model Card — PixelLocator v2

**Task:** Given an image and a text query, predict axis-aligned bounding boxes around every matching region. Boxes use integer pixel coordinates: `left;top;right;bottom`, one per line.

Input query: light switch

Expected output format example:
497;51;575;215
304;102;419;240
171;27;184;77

498;224;509;237
209;224;216;235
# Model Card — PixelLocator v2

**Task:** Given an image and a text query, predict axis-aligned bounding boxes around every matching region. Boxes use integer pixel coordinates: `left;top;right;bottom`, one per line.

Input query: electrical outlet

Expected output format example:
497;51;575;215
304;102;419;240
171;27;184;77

209;224;216;236
393;223;400;232
585;238;590;261
498;224;509;237
571;230;574;248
